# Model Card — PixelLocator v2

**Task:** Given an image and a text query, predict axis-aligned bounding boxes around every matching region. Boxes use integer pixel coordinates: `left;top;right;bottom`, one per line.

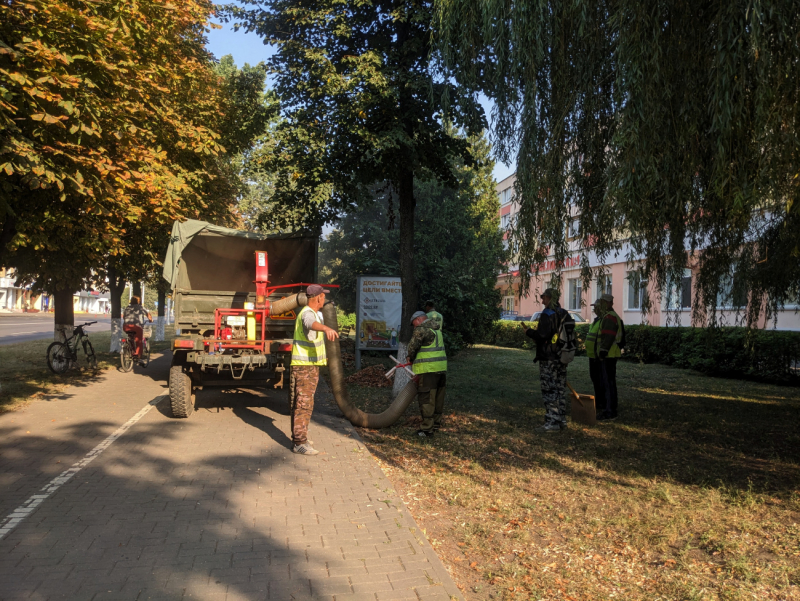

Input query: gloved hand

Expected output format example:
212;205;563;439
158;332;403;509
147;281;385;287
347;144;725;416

598;349;608;361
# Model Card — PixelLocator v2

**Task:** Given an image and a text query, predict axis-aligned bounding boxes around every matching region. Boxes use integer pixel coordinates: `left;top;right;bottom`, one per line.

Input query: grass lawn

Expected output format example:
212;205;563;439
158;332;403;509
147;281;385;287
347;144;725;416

343;346;800;600
0;330;175;413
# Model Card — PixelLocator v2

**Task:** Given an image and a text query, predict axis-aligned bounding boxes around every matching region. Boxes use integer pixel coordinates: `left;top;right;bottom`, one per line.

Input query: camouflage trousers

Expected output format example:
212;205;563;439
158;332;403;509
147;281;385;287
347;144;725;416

539;360;567;427
290;365;319;445
417;371;447;433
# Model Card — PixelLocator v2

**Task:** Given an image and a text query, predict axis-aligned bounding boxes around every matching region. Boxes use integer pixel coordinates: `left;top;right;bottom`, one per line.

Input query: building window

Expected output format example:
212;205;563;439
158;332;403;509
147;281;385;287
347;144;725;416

596;273;612;299
503;296;515;314
568;278;582;311
717;271;747;308
501;213;511;229
666;269;692;310
627;272;648;310
566;217;580;240
499;187;514;206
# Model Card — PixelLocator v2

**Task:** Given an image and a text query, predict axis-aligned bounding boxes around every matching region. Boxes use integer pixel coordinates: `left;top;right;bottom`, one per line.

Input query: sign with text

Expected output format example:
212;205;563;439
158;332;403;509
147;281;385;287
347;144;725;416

355;276;402;351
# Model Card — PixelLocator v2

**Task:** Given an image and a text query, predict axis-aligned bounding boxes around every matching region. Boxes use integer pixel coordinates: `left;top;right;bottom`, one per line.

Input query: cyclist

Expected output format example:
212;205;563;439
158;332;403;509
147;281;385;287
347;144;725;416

123;296;152;360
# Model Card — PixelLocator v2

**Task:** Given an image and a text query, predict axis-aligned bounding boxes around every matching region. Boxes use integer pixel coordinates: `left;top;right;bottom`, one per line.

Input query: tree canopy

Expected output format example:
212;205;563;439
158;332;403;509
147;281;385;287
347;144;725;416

223;0;486;341
320;134;506;351
435;1;800;325
0;0;234;303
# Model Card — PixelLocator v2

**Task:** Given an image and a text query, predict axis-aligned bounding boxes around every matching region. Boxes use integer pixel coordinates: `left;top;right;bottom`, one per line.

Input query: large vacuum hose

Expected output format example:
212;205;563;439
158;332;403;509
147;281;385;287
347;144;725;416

322;302;417;428
270;292;308;316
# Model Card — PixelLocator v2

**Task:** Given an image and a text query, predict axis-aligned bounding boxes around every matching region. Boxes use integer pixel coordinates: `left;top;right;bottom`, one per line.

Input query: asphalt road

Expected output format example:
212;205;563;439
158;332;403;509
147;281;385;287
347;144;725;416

0;313;112;345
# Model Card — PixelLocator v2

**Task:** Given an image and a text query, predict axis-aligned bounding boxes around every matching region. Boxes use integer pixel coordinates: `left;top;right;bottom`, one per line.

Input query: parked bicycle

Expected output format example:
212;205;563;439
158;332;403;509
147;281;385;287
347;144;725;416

120;324;151;372
46;322;98;374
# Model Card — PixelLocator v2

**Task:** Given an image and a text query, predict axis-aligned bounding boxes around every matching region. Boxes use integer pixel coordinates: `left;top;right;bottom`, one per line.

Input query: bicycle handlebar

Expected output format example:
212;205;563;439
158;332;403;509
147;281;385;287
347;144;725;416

81;321;97;326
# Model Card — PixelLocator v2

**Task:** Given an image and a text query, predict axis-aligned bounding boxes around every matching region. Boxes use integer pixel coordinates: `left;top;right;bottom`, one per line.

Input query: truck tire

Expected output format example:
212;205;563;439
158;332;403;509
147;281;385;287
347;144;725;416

169;365;194;418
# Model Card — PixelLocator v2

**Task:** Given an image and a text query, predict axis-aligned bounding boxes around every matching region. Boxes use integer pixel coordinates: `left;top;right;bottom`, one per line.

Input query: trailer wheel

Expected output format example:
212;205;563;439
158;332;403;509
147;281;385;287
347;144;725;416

169;365;194;418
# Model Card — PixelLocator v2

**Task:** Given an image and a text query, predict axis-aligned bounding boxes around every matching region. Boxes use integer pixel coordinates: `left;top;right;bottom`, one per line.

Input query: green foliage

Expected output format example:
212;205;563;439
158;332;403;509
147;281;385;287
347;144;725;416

623;325;800;384
0;0;236;299
224;0;486;229
336;309;356;333
434;0;800;326
321;133;506;354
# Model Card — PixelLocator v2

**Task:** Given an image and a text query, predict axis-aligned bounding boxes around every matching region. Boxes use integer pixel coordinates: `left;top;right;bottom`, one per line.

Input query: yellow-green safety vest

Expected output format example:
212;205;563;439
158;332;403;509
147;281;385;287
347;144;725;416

426;310;443;328
413;329;447;374
291;306;327;366
585;316;622;359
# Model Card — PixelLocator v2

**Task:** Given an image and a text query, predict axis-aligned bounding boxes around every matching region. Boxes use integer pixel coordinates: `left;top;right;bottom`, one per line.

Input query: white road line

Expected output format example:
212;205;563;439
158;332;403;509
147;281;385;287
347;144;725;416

0;395;166;540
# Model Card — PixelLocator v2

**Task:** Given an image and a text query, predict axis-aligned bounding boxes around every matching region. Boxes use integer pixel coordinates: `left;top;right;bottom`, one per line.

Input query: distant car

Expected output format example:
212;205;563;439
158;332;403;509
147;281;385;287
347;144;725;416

526;311;587;324
500;312;519;321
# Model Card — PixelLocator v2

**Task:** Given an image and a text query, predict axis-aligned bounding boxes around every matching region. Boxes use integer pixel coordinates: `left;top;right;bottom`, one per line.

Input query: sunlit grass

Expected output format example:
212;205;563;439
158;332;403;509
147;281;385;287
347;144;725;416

343;345;800;600
0;329;175;413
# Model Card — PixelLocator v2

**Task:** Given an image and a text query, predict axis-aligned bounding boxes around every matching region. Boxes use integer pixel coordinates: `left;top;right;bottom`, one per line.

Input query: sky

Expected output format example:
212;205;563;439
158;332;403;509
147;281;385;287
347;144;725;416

203;22;516;185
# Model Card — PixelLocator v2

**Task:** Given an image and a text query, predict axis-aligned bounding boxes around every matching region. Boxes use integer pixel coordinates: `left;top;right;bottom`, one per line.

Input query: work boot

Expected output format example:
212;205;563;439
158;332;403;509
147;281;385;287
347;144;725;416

598;412;618;422
292;443;319;455
535;423;563;433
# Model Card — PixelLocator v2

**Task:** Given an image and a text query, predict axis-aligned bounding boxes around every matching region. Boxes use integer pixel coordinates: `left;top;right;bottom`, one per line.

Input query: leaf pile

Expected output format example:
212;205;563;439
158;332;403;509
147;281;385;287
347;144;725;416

345;364;391;388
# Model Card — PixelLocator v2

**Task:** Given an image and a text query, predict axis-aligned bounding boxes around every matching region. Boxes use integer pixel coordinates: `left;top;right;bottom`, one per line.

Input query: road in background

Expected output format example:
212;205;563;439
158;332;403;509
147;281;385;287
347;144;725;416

0;313;112;345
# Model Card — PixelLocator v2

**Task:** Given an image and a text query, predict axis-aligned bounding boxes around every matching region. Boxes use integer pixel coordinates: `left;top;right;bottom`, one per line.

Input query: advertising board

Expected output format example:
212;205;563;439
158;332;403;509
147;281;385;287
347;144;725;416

355;276;402;351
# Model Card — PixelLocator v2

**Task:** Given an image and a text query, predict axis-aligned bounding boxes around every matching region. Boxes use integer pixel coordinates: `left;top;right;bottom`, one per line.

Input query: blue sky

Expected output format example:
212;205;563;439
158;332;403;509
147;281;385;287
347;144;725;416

203;22;516;184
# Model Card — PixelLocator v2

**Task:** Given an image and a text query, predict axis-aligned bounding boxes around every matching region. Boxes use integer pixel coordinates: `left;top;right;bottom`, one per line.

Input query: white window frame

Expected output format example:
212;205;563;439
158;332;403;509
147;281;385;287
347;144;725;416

665;269;692;311
596;273;612;300
501;213;510;229
503;296;515;314
566;217;580;240
568;278;582;311
626;272;648;311
499;187;514;207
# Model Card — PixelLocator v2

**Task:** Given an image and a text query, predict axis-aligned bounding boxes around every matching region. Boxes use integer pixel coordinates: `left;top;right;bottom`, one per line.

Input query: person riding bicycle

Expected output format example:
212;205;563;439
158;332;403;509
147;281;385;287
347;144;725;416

123;296;152;358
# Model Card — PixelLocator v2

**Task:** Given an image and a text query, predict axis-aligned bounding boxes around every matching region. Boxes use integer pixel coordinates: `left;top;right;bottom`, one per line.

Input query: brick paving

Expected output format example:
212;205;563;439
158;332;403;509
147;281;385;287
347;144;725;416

0;354;462;601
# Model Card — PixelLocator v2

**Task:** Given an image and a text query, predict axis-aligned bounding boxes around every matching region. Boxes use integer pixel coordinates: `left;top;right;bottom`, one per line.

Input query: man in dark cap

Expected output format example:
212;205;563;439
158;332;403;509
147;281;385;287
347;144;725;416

424;300;443;329
407;310;447;438
290;284;339;455
521;287;570;431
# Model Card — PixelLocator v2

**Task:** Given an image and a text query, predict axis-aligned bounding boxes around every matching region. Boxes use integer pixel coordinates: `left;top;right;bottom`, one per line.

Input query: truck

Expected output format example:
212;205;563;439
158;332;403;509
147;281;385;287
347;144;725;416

163;220;325;418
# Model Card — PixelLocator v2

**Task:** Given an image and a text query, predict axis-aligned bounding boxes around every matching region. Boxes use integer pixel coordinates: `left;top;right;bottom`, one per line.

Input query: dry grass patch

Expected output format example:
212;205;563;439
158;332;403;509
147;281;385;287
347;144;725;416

343;346;800;600
0;330;175;413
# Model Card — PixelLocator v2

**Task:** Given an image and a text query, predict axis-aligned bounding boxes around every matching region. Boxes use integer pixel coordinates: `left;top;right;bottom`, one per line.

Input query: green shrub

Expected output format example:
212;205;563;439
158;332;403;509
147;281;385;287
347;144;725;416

483;320;800;383
622;325;800;383
337;309;356;332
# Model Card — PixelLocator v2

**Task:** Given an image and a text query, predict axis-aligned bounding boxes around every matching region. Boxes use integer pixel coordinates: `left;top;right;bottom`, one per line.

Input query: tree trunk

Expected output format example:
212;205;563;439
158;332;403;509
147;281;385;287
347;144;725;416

155;282;166;341
108;265;126;352
132;281;142;299
393;169;418;397
53;288;75;342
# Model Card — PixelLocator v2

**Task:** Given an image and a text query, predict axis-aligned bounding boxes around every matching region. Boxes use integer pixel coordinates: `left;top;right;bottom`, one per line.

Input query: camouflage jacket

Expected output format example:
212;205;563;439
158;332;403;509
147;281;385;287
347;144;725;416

406;319;441;363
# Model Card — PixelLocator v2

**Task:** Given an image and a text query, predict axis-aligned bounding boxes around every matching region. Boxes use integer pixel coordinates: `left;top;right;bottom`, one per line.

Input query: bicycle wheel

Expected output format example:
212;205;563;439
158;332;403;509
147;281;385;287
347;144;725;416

84;340;98;371
120;340;134;372
47;342;71;374
140;339;150;368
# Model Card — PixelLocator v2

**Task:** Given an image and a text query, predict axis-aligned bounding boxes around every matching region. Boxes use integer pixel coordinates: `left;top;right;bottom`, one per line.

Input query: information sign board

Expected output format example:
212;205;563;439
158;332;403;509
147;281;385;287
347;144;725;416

355;276;402;351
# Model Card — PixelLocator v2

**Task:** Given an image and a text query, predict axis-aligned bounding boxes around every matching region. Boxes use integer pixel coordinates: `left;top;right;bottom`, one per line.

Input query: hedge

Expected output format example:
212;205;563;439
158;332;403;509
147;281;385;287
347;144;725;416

484;320;800;384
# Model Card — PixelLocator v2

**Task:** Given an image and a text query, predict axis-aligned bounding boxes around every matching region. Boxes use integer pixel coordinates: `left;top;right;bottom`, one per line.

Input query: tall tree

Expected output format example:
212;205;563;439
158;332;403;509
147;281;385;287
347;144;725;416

434;0;800;325
320;133;506;352
1;0;233;339
224;0;486;359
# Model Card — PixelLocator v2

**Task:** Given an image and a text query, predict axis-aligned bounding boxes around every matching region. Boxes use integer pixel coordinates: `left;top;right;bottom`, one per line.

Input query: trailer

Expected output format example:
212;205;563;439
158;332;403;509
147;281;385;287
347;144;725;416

163;220;326;418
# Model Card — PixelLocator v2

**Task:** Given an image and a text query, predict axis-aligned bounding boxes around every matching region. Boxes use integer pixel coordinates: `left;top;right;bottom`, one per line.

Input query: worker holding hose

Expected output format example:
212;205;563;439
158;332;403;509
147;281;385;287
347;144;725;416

290;284;339;455
407;310;448;438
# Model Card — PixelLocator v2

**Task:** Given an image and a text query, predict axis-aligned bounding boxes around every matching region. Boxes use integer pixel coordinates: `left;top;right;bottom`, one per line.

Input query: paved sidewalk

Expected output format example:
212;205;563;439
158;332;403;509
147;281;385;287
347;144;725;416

0;355;462;601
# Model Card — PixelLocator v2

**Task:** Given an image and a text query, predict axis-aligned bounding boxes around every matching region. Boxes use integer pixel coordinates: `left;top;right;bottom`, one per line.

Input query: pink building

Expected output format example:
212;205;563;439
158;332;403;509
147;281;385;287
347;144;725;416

496;173;800;330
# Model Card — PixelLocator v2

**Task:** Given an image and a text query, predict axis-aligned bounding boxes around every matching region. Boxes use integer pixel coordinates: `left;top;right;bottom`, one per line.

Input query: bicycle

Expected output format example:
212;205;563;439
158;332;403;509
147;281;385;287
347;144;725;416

46;322;98;374
120;324;151;372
